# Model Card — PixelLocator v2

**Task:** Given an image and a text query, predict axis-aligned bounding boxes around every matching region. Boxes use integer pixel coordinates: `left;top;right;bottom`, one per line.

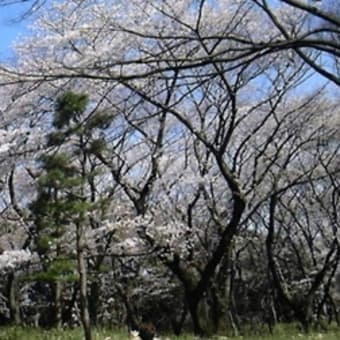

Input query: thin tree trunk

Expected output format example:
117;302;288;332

89;281;99;326
54;280;62;328
7;272;21;325
77;223;91;340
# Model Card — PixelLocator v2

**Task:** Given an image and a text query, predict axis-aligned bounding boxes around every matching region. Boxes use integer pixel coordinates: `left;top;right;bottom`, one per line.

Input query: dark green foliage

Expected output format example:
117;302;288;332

53;92;88;128
28;91;110;335
30;92;91;279
85;113;112;131
35;234;52;254
28;257;77;283
88;139;106;155
47;131;66;146
39;153;76;175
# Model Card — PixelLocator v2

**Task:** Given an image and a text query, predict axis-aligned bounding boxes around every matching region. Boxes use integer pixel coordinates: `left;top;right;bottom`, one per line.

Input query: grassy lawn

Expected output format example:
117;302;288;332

0;325;339;340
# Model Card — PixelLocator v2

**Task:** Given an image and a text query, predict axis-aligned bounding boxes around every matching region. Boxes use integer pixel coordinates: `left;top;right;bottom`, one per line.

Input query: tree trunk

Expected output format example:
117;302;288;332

77;223;92;340
7;272;21;325
89;281;99;326
54;280;62;328
186;293;213;336
187;296;203;335
171;304;187;335
63;282;78;325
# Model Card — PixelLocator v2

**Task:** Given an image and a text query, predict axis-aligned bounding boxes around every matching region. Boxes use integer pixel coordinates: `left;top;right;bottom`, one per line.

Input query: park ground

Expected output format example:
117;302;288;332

0;324;340;340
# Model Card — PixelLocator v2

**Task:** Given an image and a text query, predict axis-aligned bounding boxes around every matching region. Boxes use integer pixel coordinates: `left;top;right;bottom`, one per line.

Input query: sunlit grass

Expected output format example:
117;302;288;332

0;326;125;340
0;324;339;339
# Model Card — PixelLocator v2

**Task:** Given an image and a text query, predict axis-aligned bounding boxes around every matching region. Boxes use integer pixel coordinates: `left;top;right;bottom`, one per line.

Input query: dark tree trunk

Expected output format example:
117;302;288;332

63;282;78;325
53;281;62;328
89;281;99;326
77;223;92;340
7;272;21;325
171;304;187;335
187;295;204;336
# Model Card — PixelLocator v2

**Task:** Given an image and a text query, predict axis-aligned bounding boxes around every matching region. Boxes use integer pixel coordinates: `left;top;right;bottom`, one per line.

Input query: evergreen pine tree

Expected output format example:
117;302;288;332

30;91;109;339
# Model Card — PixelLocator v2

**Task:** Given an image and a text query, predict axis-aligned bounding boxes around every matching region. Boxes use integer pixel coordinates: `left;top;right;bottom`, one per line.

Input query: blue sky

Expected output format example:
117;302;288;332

0;3;31;61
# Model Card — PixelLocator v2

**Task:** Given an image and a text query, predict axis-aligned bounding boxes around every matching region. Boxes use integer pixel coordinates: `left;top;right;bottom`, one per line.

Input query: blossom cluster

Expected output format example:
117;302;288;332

0;250;33;271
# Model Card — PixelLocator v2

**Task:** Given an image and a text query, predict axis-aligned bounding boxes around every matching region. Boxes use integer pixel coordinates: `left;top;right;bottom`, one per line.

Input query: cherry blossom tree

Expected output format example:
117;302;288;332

0;0;338;336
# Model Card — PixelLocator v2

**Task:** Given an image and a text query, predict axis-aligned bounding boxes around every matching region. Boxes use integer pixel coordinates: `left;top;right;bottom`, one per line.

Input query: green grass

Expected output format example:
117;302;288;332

0;325;339;340
0;326;123;340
